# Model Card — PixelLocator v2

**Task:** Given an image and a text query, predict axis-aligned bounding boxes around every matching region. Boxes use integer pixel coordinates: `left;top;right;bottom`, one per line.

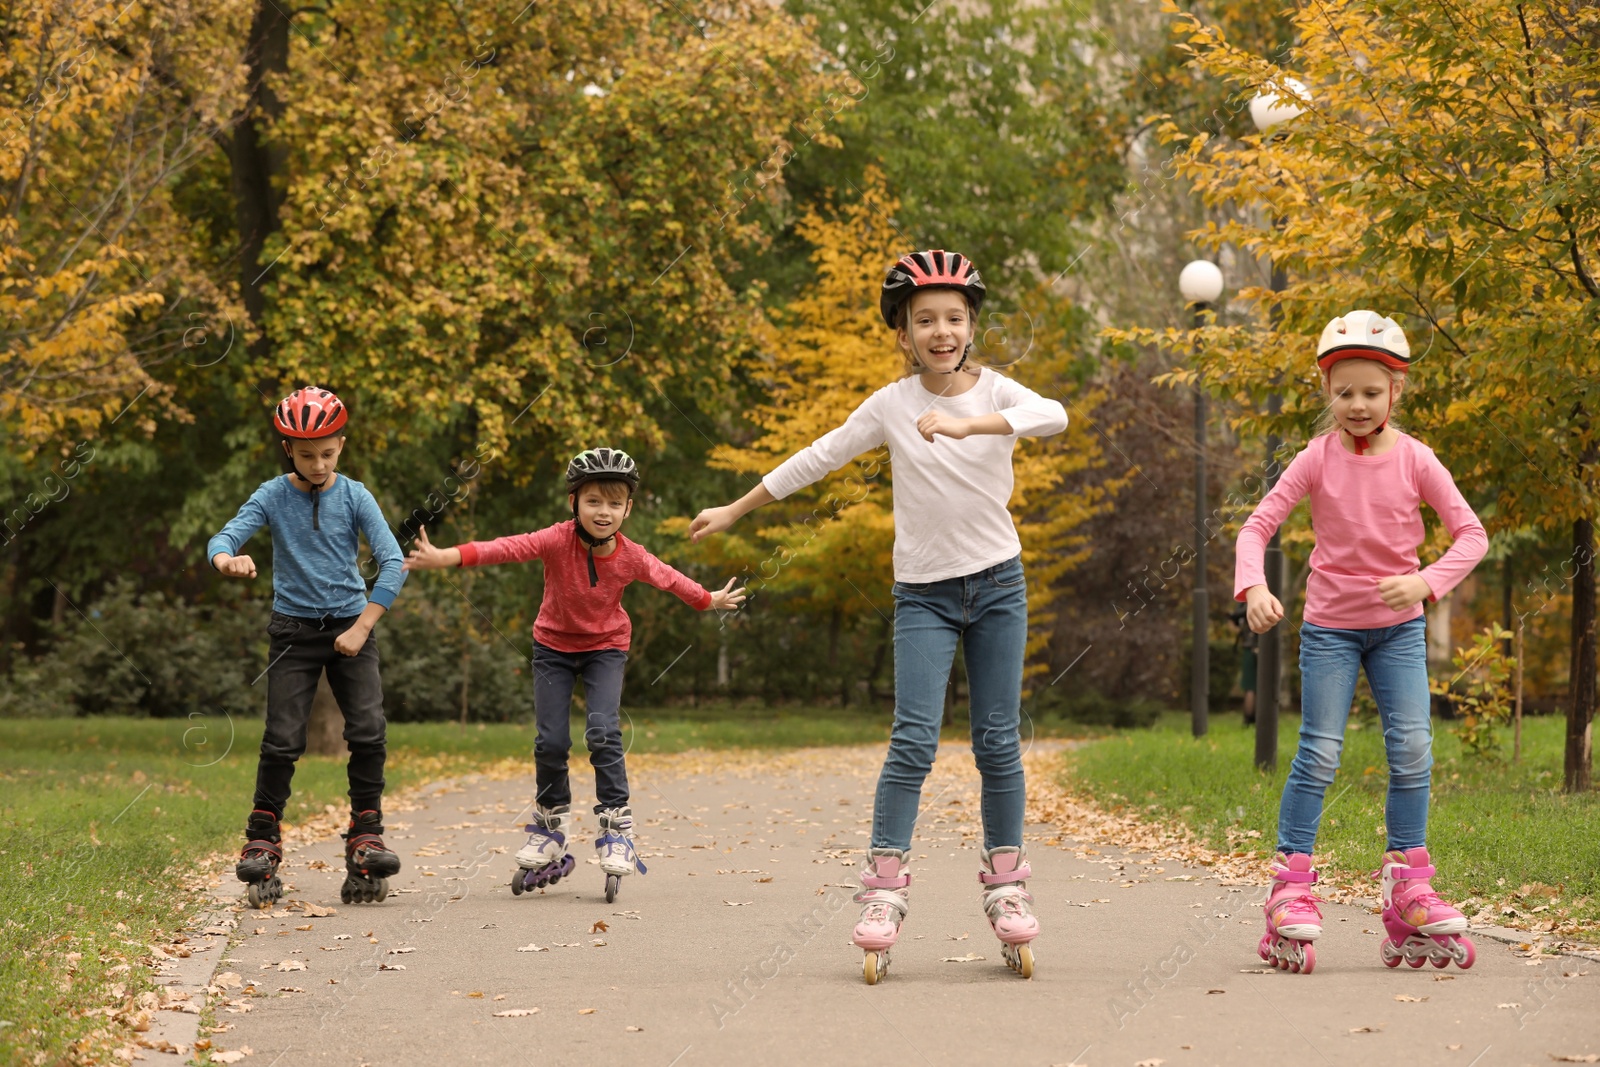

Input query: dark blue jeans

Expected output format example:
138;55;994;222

255;612;387;819
875;555;1029;851
532;641;629;812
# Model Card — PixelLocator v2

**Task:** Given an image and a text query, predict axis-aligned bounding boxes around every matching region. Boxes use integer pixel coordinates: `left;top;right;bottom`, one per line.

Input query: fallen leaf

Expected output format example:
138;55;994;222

626;1026;643;1032
493;995;506;1001
592;939;608;947
213;1053;246;1064
1549;1057;1600;1064
1135;1060;1165;1067
939;953;985;963
214;973;242;989
300;903;335;917
387;947;416;955
757;876;773;883
1498;1003;1522;1010
1350;1026;1382;1033
579;1008;598;1014
276;960;305;972
590;921;609;934
277;987;305;993
466;992;484;998
378;963;405;971
1206;989;1225;995
492;1009;538;1018
1434;975;1456;982
1238;968;1272;974
946;933;970;941
1448;1046;1462;1051
516;944;548;953
334;935;351;941
294;925;312;931
252;928;266;936
1394;994;1427;1002
722;900;752;906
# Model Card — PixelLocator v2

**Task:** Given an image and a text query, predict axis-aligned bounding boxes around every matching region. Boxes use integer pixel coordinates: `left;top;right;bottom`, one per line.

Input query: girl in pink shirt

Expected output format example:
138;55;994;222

1237;311;1487;975
405;448;745;903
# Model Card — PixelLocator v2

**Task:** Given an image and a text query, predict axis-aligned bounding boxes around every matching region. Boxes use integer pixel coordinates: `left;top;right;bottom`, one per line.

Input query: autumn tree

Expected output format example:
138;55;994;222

1141;0;1599;789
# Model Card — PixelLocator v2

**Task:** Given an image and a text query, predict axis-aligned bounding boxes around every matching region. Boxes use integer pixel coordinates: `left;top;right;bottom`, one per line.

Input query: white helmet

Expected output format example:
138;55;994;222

1316;310;1411;372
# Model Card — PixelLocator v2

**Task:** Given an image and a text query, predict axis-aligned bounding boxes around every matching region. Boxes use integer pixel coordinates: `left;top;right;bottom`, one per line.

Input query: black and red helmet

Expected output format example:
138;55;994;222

879;249;986;329
273;387;348;439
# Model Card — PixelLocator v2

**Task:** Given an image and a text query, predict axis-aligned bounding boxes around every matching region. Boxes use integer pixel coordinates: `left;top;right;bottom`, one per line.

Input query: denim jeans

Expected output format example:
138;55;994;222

873;555;1029;851
1278;617;1432;855
255;612;388;819
532;641;629;812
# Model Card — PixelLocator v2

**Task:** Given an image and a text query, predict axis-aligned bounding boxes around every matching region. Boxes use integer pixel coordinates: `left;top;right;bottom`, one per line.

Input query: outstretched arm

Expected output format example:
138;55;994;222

689;483;775;543
403;525;463;570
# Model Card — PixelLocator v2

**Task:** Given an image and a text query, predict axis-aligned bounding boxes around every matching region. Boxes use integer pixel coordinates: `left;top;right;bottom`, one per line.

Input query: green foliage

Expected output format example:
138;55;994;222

1031;685;1167;730
1432;624;1518;759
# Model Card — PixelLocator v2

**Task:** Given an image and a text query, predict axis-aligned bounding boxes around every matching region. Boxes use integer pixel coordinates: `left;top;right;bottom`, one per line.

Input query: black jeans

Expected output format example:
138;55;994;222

532;641;628;812
254;612;387;819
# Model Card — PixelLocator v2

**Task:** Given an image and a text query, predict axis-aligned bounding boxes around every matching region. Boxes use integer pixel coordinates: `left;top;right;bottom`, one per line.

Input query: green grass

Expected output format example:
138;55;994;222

1064;710;1600;936
0;705;1088;1062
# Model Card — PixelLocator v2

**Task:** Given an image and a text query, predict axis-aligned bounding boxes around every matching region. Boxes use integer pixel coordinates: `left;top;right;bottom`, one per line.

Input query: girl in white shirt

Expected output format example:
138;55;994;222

690;250;1066;983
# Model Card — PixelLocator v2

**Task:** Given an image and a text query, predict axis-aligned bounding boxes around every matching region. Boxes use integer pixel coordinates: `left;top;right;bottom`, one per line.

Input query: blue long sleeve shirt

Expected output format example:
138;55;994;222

207;474;407;619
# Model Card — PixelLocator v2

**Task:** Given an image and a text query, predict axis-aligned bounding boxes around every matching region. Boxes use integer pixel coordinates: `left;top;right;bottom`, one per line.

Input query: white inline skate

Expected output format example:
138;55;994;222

511;804;575;895
595;806;647;903
852;848;911;985
979;845;1039;978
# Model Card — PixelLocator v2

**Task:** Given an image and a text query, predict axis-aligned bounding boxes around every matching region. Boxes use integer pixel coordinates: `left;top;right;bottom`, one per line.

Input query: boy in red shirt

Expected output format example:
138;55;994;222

405;448;744;901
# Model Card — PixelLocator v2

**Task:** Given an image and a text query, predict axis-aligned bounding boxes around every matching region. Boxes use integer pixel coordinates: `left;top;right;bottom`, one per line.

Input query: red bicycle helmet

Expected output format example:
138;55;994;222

273;387;349;439
879;250;986;329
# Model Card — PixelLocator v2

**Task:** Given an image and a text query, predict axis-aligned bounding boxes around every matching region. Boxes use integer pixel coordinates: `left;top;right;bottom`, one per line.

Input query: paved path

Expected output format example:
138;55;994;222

199;744;1598;1067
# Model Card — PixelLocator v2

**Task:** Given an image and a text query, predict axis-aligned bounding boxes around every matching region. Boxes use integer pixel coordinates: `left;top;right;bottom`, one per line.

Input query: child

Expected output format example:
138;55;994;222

689;250;1067;983
403;447;745;903
1237;310;1488;974
209;387;408;907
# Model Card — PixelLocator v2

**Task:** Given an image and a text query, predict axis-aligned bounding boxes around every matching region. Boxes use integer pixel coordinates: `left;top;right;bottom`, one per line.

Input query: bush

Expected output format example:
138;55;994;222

0;578;268;718
1030;684;1166;729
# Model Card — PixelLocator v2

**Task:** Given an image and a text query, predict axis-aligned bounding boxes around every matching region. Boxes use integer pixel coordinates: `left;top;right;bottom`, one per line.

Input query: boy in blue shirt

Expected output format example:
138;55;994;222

208;387;407;906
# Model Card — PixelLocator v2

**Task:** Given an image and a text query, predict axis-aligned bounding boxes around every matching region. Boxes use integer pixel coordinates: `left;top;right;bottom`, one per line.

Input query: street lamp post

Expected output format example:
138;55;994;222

1179;259;1224;740
1248;77;1310;772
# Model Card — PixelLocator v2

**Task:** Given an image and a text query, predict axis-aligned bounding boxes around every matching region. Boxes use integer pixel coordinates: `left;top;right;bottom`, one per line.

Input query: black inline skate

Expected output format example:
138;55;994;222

341;809;401;904
236;809;284;910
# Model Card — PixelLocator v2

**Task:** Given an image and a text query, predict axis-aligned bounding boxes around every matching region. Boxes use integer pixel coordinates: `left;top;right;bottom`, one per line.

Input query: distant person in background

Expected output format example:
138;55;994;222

1229;601;1259;726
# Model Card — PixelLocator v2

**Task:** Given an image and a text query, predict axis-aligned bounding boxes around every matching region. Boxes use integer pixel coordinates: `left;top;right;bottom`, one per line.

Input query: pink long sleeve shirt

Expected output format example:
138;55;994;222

456;520;713;653
1234;432;1487;629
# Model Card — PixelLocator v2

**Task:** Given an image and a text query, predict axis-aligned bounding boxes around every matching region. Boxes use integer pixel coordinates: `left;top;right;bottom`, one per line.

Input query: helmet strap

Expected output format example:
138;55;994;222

571;506;617;588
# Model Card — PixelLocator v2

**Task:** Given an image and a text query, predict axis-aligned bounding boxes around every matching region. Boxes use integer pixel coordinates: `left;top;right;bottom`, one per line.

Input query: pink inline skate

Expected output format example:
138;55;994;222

1260;853;1321;973
1377;847;1475;969
853;849;910;985
979;845;1038;979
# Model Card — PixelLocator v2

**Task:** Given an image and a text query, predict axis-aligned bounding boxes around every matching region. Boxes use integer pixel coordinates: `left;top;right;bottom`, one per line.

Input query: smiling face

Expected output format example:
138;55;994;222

1325;359;1402;438
283;435;345;486
897;289;975;375
570;480;633;540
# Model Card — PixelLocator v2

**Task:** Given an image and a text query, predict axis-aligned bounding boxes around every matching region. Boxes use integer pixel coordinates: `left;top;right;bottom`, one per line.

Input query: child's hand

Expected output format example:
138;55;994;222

708;577;747;612
916;412;971;442
214;553;257;579
1244;584;1283;634
403;525;461;571
1376;574;1432;612
689;506;736;543
334;622;371;656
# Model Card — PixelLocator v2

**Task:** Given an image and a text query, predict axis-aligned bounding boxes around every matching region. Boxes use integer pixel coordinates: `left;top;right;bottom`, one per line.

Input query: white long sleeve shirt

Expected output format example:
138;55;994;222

762;366;1068;583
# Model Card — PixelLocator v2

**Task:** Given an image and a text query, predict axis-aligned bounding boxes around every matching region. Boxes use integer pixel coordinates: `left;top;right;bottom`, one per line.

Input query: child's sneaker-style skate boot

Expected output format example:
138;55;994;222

512;804;575;895
342;809;400;904
853;848;910;985
236;809;284;910
595;805;648;903
1378;847;1475;969
1260;852;1322;973
979;845;1039;979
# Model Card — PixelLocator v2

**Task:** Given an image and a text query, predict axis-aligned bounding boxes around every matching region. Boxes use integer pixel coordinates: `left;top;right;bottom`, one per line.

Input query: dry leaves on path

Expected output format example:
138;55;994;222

517;944;548;953
492;1009;538;1018
939;952;985;963
1395;994;1427;1002
1549;1056;1600;1064
591;920;609;933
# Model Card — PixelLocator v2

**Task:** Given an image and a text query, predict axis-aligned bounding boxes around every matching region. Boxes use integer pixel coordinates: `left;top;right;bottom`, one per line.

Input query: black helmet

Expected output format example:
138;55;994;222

879;249;986;329
566;447;640;494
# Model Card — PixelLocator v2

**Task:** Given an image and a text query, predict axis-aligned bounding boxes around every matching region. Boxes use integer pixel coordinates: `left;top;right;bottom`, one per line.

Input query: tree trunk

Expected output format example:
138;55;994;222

227;0;290;361
1565;517;1595;793
306;671;347;757
1514;619;1525;764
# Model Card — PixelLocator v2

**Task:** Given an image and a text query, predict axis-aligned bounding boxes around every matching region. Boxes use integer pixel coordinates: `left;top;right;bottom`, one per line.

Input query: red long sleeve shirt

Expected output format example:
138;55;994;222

456;520;713;652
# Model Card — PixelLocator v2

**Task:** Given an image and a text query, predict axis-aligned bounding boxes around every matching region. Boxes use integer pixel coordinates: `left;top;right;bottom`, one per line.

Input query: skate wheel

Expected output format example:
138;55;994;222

373;877;388;903
605;874;620;904
340;883;353;905
863;951;886;985
1299;943;1315;975
1381;942;1403;968
511;870;525;895
1430;952;1450;968
1406;952;1427;968
247;883;263;908
1014;944;1035;979
1456;937;1475;969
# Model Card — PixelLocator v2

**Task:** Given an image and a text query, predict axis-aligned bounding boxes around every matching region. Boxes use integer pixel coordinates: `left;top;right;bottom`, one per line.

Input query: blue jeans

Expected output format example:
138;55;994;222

874;555;1029;851
1278;617;1432;856
532;642;629;813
